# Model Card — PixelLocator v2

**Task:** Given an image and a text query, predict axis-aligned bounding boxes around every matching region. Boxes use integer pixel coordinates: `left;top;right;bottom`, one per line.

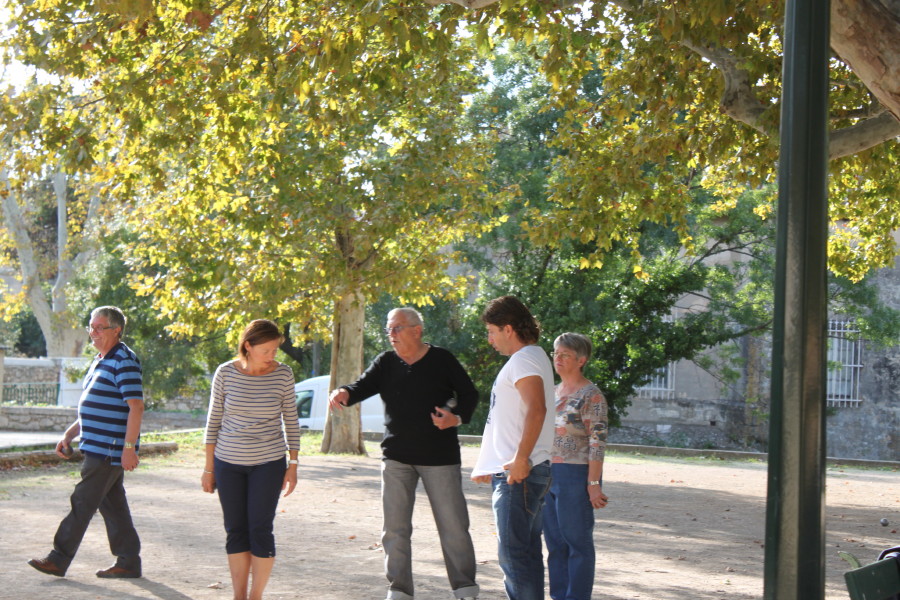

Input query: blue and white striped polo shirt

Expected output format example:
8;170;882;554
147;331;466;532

78;342;144;465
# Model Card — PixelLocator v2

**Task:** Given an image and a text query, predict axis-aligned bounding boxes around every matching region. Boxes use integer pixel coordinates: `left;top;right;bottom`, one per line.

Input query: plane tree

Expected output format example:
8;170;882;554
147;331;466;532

2;1;503;452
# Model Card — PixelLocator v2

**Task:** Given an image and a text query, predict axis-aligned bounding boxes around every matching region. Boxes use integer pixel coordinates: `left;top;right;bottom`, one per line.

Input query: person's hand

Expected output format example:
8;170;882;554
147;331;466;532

431;406;461;430
504;456;531;485
471;474;492;484
121;447;139;471
588;484;608;509
55;438;74;459
282;466;298;497
201;471;216;493
328;388;349;410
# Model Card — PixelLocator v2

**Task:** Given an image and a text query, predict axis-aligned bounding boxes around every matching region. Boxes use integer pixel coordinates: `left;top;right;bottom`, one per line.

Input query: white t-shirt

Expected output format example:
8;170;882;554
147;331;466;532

472;344;556;476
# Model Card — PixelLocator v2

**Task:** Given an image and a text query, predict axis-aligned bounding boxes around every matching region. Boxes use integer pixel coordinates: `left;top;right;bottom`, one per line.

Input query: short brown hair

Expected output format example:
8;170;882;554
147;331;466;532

481;296;540;344
237;319;284;360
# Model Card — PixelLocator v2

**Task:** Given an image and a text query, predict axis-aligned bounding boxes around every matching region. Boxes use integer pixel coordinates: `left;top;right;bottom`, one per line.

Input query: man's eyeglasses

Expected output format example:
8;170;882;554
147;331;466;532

384;325;415;336
85;325;116;334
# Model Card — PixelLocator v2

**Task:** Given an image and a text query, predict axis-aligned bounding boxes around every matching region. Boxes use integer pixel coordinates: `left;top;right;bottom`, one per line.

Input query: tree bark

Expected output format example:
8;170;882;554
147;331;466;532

320;290;367;454
831;0;900;122
0;169;90;358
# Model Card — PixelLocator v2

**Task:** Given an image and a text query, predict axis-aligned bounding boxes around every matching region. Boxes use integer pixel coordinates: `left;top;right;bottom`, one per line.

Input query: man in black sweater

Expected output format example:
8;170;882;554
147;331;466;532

329;307;480;600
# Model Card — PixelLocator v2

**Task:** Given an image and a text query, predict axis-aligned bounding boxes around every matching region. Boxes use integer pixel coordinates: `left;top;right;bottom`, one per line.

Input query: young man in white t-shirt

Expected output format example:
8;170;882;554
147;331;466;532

472;296;555;600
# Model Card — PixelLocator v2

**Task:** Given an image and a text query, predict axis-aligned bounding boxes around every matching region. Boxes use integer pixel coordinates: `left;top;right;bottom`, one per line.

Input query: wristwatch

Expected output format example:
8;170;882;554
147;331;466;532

455;414;463;427
288;459;299;465
123;442;136;449
588;480;601;486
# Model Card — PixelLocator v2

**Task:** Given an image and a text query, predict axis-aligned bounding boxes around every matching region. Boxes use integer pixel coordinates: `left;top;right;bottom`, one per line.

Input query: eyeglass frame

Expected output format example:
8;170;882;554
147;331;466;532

85;325;118;334
550;350;579;360
383;324;418;336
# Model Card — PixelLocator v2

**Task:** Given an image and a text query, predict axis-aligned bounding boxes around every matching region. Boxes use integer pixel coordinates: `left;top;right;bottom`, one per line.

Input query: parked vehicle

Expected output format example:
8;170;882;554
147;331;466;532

295;375;384;432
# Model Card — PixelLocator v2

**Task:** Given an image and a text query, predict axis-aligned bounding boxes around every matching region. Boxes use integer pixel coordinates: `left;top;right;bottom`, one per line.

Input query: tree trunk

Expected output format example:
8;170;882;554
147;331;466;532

1;169;93;359
831;0;900;122
743;334;768;448
320;290;367;454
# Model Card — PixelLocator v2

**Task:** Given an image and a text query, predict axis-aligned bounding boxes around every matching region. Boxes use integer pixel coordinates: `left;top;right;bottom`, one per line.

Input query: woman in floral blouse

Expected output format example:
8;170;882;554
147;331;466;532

543;332;608;600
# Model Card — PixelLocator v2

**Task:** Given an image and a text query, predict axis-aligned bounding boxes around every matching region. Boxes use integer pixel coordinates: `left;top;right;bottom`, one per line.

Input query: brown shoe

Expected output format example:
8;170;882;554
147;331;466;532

96;565;141;579
28;557;66;577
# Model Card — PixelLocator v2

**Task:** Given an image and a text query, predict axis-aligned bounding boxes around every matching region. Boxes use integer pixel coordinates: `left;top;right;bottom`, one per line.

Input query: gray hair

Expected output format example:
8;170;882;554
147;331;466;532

91;306;127;338
387;307;424;328
554;332;592;362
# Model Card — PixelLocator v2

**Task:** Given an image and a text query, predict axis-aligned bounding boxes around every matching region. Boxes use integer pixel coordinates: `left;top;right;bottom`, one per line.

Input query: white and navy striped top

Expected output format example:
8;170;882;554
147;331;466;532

205;361;301;466
78;342;143;466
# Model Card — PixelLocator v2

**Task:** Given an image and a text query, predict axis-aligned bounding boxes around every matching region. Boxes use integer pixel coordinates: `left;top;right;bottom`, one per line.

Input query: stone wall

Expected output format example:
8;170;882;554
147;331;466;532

160;392;209;413
2;358;58;384
612;395;753;451
0;405;207;433
825;348;900;461
616;387;900;461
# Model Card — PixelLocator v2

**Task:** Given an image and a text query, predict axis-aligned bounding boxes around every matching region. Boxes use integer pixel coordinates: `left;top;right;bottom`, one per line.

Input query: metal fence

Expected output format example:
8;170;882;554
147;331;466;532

1;382;60;405
826;320;862;407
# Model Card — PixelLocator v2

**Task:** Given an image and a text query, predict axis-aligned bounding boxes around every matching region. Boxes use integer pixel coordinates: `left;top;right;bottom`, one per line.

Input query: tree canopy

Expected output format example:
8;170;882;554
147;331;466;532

2;0;899;452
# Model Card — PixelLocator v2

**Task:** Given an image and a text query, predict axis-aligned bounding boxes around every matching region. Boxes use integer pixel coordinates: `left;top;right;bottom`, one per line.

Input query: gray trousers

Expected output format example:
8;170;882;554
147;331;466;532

49;453;141;571
382;459;479;599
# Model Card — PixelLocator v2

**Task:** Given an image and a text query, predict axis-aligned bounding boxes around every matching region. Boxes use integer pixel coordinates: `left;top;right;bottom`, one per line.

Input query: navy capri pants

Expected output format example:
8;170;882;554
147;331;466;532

214;456;285;557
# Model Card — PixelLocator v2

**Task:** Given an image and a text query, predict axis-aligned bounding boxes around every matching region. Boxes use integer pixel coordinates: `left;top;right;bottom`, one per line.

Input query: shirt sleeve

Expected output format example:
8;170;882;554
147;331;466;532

445;351;479;423
508;347;545;384
115;355;144;402
204;364;226;445
343;352;386;405
583;386;608;462
280;366;302;451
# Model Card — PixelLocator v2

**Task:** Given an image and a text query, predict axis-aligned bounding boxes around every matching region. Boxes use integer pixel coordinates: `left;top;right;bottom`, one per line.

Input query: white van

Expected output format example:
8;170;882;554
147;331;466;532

295;375;385;433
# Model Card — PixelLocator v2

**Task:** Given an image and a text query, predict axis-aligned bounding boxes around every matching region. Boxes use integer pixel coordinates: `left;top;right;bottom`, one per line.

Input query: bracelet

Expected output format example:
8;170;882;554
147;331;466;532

455;415;463;427
123;442;136;449
203;470;213;474
588;480;601;486
288;459;299;465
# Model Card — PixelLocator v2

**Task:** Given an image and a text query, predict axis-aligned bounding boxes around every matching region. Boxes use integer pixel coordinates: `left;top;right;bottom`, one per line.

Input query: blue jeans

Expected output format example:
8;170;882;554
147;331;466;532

381;460;479;600
543;464;596;600
214;456;285;557
492;460;552;600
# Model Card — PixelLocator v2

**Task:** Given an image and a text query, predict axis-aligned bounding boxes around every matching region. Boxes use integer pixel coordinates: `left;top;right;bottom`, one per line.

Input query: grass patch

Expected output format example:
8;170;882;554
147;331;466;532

139;429;381;470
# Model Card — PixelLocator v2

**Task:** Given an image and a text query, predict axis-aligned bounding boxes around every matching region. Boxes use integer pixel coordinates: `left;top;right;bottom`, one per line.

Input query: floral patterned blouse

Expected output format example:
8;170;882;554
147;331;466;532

551;382;608;464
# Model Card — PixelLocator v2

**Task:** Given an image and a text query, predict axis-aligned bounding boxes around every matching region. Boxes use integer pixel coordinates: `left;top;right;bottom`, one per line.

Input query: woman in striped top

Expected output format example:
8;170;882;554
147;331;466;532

202;319;301;600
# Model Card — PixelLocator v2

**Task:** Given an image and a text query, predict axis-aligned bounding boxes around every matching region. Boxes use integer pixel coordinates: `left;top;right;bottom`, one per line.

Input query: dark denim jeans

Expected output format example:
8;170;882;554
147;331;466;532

491;460;552;600
214;456;285;558
543;463;596;600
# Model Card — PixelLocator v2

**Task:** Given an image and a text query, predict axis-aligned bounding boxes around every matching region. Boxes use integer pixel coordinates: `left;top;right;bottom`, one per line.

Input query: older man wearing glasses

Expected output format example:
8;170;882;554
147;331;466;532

28;305;145;580
329;307;480;600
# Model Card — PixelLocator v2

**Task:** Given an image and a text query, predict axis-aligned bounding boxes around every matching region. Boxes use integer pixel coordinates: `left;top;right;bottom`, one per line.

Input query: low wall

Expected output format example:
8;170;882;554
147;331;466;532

2;358;59;384
0;405;207;433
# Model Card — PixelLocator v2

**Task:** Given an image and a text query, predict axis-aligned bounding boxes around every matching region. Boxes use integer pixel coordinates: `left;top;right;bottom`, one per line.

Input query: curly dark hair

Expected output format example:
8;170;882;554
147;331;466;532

481;296;541;344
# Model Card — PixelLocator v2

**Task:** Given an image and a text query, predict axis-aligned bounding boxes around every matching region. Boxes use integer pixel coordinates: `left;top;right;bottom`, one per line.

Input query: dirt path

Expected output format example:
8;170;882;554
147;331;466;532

1;445;897;600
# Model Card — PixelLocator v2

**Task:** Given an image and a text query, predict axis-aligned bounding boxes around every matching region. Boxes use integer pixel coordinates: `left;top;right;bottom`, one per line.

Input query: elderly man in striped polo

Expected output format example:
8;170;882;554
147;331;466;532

28;305;145;579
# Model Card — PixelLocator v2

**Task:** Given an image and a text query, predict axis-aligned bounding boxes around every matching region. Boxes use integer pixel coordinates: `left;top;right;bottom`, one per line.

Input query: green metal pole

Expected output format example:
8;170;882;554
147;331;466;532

763;0;830;598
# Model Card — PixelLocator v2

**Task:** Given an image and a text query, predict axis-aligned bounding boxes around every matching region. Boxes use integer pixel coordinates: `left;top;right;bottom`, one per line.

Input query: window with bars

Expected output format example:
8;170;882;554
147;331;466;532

826;320;863;407
636;362;676;399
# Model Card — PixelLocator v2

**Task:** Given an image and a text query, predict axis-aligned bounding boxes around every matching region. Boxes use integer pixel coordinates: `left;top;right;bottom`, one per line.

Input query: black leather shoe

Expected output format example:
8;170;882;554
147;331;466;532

96;565;141;578
28;557;66;577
